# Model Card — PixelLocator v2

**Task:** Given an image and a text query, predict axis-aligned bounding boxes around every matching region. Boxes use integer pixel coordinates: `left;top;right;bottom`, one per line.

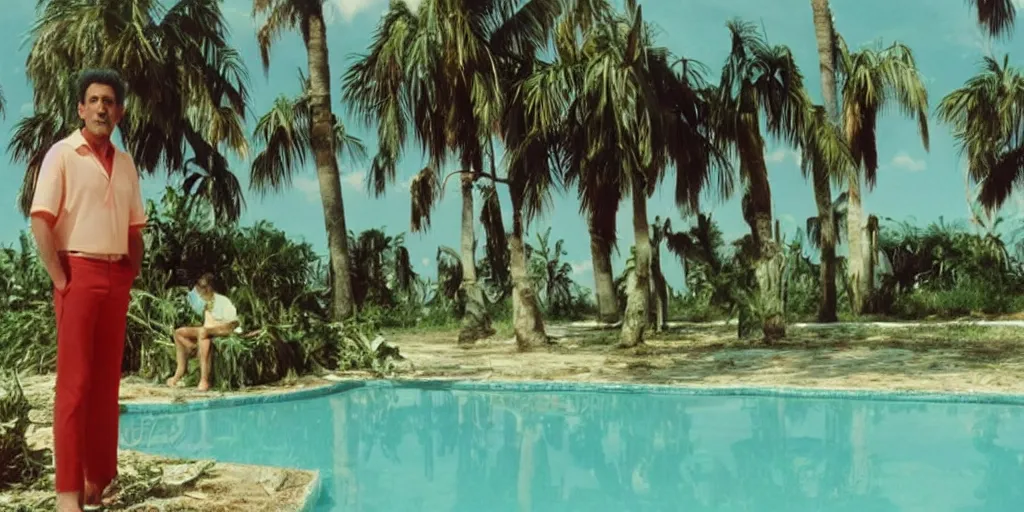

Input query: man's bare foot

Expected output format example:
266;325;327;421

166;375;182;387
56;492;82;512
83;481;105;508
197;381;210;391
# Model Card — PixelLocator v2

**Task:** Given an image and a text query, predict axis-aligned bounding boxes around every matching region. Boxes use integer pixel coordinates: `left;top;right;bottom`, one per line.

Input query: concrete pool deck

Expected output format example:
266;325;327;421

7;321;1024;509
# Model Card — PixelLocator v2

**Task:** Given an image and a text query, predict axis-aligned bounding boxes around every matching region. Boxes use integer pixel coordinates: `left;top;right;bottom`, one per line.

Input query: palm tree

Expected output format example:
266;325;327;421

967;0;1016;38
249;82;368;205
346;227;418;309
714;19;811;340
253;0;359;320
502;58;563;350
249;83;371;311
343;0;564;346
587;187;622;324
0;83;6;119
525;1;726;346
11;0;250;222
937;55;1024;213
808;0;841;322
836;36;930;314
556;0;621;326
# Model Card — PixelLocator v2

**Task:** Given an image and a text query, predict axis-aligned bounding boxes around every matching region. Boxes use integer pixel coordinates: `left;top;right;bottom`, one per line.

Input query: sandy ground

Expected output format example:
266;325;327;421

385;322;1024;395
7;321;1024;510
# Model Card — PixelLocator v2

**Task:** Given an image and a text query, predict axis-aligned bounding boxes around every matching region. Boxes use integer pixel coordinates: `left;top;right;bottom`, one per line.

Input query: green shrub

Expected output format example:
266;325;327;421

0;371;47;490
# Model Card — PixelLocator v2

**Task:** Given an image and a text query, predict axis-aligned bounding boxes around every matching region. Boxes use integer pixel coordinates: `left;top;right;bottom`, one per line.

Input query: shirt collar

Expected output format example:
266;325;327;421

67;128;118;160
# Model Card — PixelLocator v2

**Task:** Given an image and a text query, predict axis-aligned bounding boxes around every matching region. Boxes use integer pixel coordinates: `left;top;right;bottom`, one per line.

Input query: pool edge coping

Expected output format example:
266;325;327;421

119;378;1024;414
298;470;322;512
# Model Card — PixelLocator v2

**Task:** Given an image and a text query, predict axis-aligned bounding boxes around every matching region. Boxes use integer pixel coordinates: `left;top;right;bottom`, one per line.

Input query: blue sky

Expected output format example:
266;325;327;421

1;0;1022;292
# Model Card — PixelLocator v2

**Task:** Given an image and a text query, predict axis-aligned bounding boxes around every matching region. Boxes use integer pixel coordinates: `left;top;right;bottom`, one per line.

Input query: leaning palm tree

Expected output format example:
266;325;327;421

836;36;930;314
343;0;563;346
967;0;1016;39
12;0;250;222
714;19;810;340
526;1;727;346
253;0;358;320
937;55;1024;213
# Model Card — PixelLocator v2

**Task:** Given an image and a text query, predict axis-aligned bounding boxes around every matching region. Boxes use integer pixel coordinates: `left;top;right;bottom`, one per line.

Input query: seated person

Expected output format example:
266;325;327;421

167;273;240;391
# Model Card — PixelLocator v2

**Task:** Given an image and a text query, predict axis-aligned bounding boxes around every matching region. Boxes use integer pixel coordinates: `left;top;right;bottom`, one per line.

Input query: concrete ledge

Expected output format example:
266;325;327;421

120;377;1024;414
298;470;323;512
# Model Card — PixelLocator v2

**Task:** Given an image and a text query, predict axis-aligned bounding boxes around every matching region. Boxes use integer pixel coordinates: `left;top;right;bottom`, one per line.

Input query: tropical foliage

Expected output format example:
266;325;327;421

0;188;406;391
0;371;47;491
4;0;1024;384
11;0;250;222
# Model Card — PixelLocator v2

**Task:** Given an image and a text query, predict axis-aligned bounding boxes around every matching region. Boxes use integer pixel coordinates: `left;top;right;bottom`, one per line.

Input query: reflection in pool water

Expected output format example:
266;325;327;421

118;386;1024;511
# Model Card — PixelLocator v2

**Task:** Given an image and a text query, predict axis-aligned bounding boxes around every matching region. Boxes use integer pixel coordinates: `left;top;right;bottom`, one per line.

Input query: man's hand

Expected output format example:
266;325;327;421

30;213;67;291
128;227;145;277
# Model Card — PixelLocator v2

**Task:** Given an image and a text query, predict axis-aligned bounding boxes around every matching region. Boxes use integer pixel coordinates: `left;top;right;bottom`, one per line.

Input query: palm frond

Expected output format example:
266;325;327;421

967;0;1017;38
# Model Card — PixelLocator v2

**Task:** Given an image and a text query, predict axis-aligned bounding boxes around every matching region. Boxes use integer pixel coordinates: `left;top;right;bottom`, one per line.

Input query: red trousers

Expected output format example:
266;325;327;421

53;254;135;493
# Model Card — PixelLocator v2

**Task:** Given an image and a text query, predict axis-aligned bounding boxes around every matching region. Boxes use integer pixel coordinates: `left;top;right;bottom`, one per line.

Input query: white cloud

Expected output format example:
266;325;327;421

421;257;431;268
19;103;32;116
294;176;320;203
396;175;414;193
765;149;788;163
222;4;256;30
570;260;593;277
764;148;802;167
329;0;422;24
296;170;368;201
889;151;926;172
341;169;366;192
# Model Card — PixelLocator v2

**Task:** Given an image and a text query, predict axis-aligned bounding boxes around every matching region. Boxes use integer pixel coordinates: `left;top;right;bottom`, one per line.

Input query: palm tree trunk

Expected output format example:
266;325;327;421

588;209;619;324
744;133;786;341
458;175;494;344
509;191;548;351
648;239;668;331
810;0;839;323
814;172;839;322
865;214;879;312
847;174;867;313
306;8;355;320
620;178;651;347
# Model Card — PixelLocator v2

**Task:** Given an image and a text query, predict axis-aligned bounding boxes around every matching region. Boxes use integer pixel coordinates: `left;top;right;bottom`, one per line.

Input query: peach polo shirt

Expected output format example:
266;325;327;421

30;129;147;255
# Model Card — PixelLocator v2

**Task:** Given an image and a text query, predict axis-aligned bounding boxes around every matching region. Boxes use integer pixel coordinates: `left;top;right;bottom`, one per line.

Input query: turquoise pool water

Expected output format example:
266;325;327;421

118;383;1024;511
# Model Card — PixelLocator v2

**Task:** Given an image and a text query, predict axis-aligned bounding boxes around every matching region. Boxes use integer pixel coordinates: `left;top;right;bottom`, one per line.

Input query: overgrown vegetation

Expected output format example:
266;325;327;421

656;208;1024;326
0;371;47;491
0;188;598;390
0;188;409;392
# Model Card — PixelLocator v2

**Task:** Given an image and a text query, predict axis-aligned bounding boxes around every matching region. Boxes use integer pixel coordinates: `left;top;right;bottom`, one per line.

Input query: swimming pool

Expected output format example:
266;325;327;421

118;381;1024;511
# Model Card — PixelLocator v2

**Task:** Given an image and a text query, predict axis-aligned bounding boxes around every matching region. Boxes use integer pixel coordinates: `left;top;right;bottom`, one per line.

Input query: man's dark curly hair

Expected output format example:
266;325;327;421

76;68;126;106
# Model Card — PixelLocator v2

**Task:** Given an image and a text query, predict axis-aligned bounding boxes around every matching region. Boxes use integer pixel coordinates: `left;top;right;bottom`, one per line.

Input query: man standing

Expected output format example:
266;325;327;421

29;68;147;512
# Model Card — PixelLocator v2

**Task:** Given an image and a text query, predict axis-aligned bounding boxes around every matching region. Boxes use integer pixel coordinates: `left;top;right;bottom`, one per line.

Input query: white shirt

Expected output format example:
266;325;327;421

208;293;239;324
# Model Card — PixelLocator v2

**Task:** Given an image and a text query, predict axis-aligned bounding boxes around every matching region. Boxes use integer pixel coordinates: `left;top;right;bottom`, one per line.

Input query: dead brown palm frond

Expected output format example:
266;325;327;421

967;0;1017;39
